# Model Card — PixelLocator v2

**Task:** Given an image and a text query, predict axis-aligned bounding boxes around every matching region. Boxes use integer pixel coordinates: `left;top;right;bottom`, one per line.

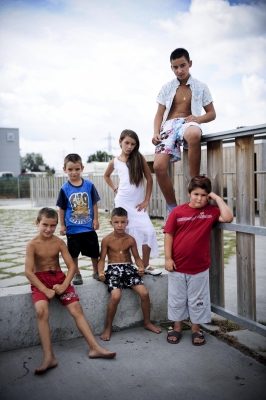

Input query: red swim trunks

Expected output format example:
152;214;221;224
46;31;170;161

31;270;79;306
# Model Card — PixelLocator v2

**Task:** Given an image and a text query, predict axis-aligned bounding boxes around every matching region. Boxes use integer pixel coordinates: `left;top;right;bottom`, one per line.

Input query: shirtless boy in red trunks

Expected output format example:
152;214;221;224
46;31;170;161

25;207;116;374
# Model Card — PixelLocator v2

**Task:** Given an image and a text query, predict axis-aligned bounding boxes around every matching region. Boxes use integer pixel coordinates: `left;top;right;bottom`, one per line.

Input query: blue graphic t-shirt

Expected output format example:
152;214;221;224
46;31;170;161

56;179;100;234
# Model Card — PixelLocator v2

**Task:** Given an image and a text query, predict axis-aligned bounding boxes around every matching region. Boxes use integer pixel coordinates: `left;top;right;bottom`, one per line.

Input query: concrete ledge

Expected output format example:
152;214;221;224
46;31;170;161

0;272;168;352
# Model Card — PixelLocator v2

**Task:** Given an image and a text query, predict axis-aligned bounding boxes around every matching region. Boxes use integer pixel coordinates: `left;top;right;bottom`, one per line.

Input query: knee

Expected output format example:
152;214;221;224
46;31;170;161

140;288;150;301
184;128;201;144
153;161;167;176
35;306;49;321
68;301;84;317
110;292;121;306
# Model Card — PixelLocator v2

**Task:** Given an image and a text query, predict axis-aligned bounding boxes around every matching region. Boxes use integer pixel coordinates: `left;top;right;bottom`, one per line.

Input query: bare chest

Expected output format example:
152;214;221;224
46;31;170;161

168;86;192;119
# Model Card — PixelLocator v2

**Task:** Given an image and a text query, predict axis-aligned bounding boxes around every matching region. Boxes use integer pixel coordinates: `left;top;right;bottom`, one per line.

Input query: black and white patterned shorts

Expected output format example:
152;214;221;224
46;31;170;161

105;263;143;292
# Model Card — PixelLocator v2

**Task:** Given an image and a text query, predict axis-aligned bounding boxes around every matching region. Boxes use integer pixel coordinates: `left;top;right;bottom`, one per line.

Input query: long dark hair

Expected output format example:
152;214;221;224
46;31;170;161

119;129;144;187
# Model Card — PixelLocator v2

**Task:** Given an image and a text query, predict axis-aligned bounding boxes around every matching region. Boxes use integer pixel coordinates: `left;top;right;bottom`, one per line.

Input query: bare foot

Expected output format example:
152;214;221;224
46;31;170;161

88;345;116;359
34;357;58;374
100;328;112;341
144;322;162;334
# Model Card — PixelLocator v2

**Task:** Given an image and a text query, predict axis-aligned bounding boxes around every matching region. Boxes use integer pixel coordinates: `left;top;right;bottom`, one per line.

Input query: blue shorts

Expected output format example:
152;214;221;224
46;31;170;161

105;263;143;292
155;118;201;162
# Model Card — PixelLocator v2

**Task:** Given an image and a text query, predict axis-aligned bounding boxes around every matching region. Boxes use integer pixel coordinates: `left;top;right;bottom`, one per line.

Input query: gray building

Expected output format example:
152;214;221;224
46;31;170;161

0;128;20;176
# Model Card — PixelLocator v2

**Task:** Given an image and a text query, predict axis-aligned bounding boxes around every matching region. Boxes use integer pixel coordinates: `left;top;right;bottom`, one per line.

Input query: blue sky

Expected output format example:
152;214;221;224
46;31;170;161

0;0;265;170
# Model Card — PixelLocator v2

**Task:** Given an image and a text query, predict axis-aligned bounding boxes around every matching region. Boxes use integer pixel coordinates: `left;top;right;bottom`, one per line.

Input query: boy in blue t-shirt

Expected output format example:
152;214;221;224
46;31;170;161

56;153;100;285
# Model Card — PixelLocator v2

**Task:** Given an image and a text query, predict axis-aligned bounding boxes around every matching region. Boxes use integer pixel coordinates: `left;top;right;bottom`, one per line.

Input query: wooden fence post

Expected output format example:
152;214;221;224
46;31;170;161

207;140;224;307
235;136;256;320
182;149;190;204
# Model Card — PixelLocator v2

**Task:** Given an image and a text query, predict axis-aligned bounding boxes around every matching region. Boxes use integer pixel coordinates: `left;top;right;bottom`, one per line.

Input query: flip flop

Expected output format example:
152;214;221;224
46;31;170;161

167;330;181;344
192;331;205;346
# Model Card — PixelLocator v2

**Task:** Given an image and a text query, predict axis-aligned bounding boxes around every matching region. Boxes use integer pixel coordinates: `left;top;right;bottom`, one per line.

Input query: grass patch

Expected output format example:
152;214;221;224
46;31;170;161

210;318;245;333
223;232;236;265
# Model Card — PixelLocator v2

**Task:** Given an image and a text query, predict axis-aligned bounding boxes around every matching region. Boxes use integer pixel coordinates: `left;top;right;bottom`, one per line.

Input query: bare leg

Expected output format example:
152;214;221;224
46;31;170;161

67;301;116;358
167;321;182;343
142;244;154;272
91;257;98;274
132;285;161;334
142;245;151;268
100;289;121;341
183;126;202;178
72;257;80;275
153;154;176;205
34;300;58;374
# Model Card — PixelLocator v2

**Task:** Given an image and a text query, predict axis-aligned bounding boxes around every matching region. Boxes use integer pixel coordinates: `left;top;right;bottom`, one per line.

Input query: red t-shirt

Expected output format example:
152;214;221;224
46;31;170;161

164;203;220;274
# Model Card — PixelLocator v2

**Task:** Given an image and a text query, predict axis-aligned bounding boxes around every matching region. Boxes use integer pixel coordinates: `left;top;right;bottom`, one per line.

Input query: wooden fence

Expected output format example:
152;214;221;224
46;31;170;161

30;173;167;217
196;124;266;336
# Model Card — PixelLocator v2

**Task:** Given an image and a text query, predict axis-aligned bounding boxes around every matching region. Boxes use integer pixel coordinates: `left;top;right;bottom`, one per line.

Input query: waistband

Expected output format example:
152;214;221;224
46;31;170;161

34;269;63;276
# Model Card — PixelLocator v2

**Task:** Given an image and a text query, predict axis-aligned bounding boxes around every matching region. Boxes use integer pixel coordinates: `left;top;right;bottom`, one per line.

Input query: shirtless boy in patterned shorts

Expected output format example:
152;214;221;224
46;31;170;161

98;207;161;341
152;48;216;224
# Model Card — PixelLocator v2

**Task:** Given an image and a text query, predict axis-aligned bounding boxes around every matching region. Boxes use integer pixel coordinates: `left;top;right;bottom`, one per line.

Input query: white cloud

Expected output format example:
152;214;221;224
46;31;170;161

0;0;266;168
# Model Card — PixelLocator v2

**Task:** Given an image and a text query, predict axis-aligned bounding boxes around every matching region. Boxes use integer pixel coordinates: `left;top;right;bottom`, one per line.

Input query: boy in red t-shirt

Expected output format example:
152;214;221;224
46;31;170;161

164;175;233;345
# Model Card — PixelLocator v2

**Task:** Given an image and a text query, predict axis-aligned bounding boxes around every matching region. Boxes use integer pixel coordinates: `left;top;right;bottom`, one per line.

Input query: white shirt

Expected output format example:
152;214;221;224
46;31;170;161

156;75;213;127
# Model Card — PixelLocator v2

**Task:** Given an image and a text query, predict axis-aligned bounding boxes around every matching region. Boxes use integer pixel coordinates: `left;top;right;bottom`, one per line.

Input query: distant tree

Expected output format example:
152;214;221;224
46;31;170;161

21;153;54;174
87;151;114;163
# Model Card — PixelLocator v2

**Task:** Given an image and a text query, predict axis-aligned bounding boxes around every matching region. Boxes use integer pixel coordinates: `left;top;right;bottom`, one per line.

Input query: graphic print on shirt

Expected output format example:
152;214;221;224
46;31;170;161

69;192;91;225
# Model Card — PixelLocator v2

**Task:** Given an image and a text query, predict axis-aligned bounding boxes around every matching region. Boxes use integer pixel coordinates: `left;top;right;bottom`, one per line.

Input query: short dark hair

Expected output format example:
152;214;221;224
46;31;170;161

187;175;212;194
64;153;83;168
111;207;128;218
37;207;58;222
170;48;190;63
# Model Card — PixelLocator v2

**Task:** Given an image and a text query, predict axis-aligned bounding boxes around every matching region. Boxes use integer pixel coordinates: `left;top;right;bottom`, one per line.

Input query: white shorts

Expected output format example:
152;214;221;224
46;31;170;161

168;269;211;324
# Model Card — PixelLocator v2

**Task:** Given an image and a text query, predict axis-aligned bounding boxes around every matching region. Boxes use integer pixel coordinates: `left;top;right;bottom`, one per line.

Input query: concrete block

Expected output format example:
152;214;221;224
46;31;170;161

0;271;168;352
227;330;266;356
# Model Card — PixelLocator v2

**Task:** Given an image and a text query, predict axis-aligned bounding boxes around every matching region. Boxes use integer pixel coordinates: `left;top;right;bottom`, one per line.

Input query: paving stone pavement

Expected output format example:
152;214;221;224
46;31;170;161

0;208;165;288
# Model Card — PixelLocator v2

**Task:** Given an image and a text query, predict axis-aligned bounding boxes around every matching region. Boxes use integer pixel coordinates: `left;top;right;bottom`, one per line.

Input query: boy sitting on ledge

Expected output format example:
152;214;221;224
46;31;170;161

25;207;116;374
98;207;161;341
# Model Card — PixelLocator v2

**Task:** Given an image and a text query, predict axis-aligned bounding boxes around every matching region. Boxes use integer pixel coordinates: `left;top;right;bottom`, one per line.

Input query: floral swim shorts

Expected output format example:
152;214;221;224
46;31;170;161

105;263;143;292
155;118;201;163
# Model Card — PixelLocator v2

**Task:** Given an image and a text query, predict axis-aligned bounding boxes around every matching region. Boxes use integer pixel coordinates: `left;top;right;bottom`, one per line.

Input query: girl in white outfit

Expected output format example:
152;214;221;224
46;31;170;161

104;129;161;276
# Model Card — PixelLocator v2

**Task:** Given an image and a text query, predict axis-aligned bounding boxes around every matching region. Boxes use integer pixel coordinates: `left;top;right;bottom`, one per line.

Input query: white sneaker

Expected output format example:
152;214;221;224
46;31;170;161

145;266;162;276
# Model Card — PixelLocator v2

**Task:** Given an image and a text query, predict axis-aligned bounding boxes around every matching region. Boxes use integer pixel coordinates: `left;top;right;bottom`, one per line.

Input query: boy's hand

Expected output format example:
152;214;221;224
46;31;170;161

152;133;161;145
99;270;106;281
184;114;199;124
44;288;56;300
60;225;67;236
208;192;218;202
136;199;149;212
53;283;67;296
93;219;100;230
138;266;145;276
165;258;176;272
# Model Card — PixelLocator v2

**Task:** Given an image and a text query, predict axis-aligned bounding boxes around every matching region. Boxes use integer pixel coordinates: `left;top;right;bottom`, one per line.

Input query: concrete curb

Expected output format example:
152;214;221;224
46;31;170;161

0;272;168;352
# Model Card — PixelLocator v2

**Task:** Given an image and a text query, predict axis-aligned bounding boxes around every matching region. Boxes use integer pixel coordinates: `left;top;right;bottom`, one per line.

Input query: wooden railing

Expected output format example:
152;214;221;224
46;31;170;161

186;124;266;336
